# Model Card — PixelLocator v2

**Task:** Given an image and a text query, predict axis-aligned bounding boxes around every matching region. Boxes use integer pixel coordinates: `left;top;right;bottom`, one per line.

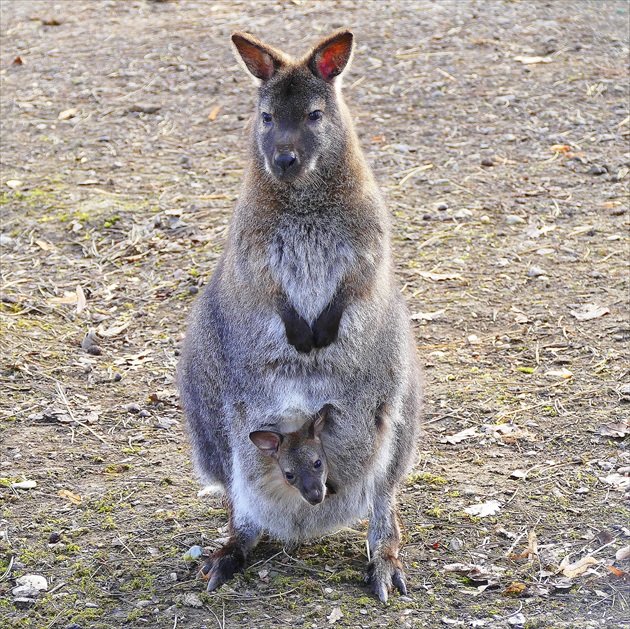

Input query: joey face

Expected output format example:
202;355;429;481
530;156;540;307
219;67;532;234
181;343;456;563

278;440;328;505
249;407;330;506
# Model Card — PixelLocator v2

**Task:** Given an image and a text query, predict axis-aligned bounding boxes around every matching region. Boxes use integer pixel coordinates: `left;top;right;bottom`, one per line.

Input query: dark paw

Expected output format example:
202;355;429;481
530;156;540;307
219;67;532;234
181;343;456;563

199;547;245;592
365;557;408;604
280;305;314;353
312;307;342;348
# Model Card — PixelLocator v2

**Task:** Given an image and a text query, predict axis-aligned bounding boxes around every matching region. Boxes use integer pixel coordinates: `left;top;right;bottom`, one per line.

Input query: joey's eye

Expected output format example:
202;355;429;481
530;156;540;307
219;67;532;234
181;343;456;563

308;110;323;121
284;471;295;481
261;112;273;124
314;459;322;469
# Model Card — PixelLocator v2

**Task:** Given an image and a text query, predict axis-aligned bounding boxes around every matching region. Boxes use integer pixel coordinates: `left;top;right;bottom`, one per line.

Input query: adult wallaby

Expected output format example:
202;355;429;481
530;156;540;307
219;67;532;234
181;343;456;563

177;29;422;603
249;406;331;507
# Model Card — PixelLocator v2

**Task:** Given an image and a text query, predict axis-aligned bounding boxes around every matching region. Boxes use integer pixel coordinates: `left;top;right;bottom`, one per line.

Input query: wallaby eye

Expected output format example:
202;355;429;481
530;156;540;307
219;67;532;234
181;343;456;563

284;471;295;482
308;110;323;122
314;459;322;469
261;112;273;124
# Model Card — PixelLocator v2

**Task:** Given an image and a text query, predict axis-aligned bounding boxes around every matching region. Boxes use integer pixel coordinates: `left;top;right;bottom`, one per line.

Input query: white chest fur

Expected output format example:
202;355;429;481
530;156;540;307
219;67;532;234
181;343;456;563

268;218;355;323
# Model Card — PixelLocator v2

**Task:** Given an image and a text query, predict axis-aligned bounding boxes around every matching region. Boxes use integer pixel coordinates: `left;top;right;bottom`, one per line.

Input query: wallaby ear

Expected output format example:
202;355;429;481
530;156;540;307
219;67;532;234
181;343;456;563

231;31;287;82
307;30;354;83
249;430;283;458
312;405;330;438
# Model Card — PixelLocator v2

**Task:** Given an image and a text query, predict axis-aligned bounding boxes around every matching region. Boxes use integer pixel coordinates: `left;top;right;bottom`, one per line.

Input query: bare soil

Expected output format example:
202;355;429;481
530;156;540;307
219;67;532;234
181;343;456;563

1;1;629;628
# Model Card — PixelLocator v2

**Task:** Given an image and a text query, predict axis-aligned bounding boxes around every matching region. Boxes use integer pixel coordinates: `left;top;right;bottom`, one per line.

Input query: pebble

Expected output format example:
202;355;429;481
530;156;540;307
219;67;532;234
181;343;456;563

181;592;204;608
183;545;203;560
528;266;546;278
506;215;526;225
49;532;62;544
481;157;494;167
436;203;448;211
0;234;15;247
508;612;526;626
125;404;141;414
12;574;48;598
589;165;607;176
504;133;517;142
87;345;102;356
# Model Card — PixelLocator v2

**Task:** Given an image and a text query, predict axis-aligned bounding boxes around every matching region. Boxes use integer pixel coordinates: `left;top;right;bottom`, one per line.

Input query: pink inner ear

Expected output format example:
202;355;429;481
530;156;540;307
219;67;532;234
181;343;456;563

317;41;348;80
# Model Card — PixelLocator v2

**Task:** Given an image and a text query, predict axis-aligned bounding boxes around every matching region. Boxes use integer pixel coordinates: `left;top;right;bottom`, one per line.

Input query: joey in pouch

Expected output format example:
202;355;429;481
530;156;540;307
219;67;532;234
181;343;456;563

178;29;423;603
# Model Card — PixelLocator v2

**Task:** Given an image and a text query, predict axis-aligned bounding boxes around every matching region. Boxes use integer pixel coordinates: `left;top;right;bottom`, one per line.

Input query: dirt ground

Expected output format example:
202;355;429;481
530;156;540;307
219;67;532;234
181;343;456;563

1;1;629;627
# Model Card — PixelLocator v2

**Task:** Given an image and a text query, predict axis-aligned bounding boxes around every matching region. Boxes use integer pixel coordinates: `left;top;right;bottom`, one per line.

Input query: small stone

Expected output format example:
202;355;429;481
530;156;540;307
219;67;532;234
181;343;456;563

188;285;199;295
128;104;161;114
181;592;203;608
504;133;517;142
589;165;607;176
49;531;62;544
437;203;448;211
125;404;141;414
137;600;152;609
169;572;177;582
10;480;37;490
508;612;526;626
183;545;203;561
0;234;15;247
65;624;83;629
87;345;102;356
481;157;494;167
528;266;546;278
506;215;526;225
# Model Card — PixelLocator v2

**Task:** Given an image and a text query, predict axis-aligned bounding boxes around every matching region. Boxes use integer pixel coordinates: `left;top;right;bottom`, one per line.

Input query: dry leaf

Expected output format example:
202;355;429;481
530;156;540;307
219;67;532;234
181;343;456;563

48;292;78;306
10;480;37;490
560;556;598;578
208;105;222;121
411;309;446;321
570;303;610;321
5;179;23;189
418;271;463;281
550;144;571;152
606;565;627;577
58;108;78;120
616;545;630;561
35;239;55;251
464;500;501;518
76;285;87;314
545;368;573;380
327;606;343;624
442;427;478;444
58;489;82;504
443;563;500;586
503;582;527;596
599;474;630;490
12;56;24;65
98;319;131;338
599;421;629;438
514;55;553;64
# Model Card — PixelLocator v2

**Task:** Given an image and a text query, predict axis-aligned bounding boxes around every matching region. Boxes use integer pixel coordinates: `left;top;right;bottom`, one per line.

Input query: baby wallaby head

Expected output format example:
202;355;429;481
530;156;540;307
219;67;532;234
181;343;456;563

249;406;329;506
231;30;354;184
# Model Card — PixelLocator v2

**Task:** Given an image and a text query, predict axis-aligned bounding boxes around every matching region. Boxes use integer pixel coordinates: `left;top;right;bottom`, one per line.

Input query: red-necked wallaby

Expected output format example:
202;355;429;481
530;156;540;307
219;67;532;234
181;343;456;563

249;406;331;506
178;29;422;603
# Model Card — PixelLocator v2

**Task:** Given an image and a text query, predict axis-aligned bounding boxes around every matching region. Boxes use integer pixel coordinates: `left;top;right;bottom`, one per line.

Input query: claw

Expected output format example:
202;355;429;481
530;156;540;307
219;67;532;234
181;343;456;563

205;572;225;592
376;582;389;604
392;569;407;595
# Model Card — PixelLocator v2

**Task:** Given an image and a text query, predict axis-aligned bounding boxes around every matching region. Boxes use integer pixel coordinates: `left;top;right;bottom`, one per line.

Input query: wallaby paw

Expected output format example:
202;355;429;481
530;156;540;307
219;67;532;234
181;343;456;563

365;556;407;604
198;548;245;592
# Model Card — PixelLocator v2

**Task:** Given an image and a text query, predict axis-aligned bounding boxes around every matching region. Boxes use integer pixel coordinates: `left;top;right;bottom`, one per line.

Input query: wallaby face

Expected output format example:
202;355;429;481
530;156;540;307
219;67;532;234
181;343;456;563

249;408;328;506
232;31;354;183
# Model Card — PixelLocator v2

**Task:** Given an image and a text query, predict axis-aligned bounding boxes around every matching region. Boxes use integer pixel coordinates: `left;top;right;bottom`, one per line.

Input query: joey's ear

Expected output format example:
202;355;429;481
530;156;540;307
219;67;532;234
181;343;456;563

312;404;330;438
231;31;287;82
307;30;354;83
249;430;283;458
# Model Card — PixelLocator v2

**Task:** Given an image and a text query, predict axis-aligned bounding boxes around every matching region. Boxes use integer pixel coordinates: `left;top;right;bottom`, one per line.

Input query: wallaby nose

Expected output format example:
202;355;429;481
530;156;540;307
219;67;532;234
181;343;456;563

274;152;297;173
305;488;324;506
